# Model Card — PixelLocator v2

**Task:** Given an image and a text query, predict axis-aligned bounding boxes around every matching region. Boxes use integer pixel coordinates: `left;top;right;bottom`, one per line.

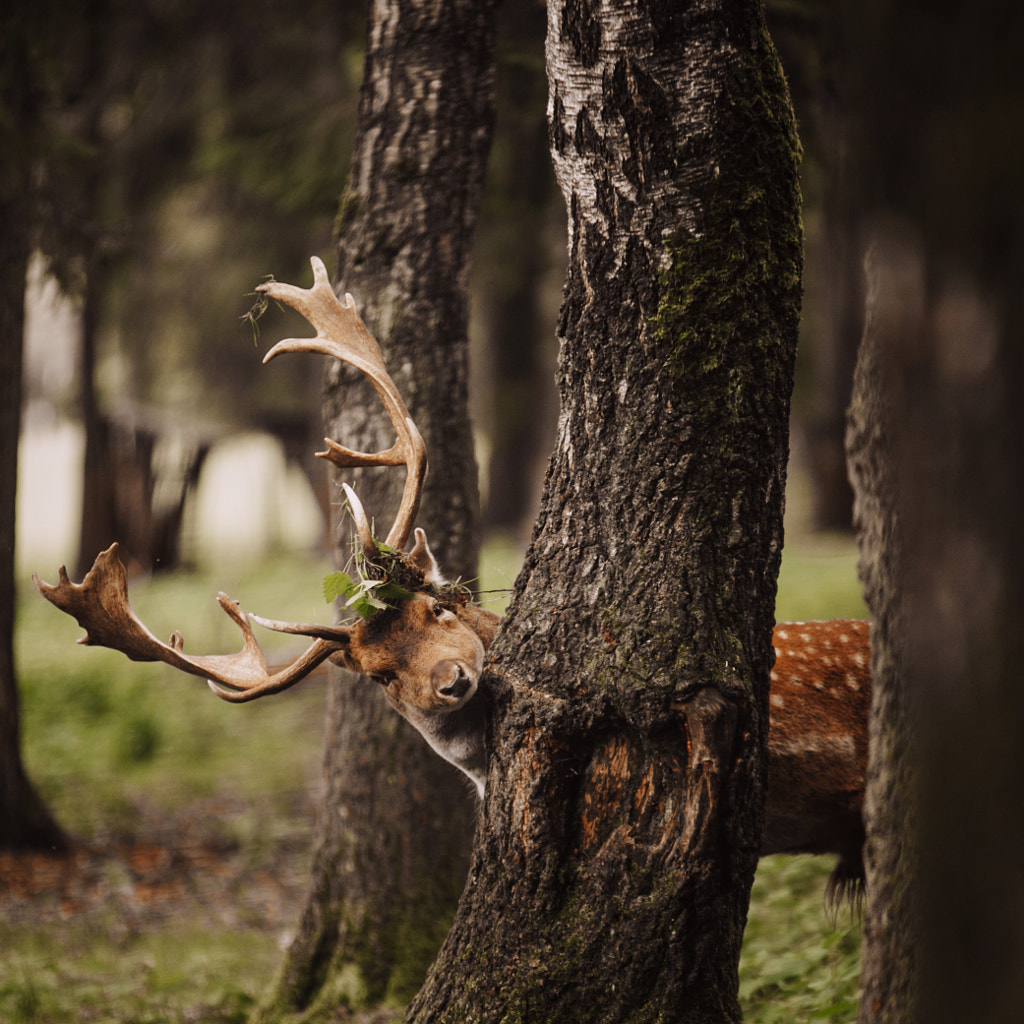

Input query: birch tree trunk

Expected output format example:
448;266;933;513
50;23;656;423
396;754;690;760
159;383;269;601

253;0;497;1017
409;1;802;1019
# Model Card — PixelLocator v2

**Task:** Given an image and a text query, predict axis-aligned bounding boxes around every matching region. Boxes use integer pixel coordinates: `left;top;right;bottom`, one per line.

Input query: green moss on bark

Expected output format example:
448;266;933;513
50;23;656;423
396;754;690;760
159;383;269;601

652;26;802;425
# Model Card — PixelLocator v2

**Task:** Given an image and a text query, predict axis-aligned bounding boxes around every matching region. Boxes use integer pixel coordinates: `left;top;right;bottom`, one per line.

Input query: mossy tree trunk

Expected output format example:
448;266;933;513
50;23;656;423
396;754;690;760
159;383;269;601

253;0;498;1018
846;0;1024;1021
408;1;802;1020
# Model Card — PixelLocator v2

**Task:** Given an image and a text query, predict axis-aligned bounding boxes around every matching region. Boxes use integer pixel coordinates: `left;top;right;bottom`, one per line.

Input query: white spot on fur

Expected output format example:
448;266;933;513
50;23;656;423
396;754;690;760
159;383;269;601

772;734;856;760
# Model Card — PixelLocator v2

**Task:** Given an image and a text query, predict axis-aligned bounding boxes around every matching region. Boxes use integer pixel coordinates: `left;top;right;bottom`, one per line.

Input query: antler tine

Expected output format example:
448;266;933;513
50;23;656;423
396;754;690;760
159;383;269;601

32;544;341;702
341;482;375;553
256;256;426;553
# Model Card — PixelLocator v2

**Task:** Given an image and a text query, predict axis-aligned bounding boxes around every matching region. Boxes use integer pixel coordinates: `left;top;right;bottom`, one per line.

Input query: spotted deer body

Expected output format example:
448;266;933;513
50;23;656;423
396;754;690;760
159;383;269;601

762;620;871;902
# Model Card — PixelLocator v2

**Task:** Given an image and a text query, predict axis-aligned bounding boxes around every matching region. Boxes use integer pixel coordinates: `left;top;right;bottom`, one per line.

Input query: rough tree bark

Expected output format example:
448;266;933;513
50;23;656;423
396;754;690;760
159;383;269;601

253;0;498;1017
408;1;802;1020
846;1;1024;1021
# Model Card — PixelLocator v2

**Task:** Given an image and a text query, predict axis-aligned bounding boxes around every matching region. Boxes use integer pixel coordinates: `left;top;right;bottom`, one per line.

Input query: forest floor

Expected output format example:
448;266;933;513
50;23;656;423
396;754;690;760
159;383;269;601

0;798;311;939
0;796;407;1023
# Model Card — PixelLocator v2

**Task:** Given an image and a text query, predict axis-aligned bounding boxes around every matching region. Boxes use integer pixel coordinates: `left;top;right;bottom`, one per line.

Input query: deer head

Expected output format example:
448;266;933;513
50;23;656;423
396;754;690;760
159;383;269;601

33;257;496;728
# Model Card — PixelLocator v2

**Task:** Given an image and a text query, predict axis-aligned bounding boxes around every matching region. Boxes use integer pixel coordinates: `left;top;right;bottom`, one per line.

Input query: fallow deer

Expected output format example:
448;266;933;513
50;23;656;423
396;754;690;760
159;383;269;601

34;257;869;905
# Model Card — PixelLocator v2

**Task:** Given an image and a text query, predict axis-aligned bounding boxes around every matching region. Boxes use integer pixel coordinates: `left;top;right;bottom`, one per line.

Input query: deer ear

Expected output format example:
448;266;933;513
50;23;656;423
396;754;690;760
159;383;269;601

407;527;447;586
328;641;361;674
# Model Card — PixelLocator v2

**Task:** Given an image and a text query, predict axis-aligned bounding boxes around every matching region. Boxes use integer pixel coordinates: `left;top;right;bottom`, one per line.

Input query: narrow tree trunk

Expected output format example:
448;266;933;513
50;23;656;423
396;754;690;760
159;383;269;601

0;197;68;851
1;16;68;848
254;0;498;1017
479;0;561;535
845;232;919;1022
75;261;116;578
805;115;861;531
410;2;802;1020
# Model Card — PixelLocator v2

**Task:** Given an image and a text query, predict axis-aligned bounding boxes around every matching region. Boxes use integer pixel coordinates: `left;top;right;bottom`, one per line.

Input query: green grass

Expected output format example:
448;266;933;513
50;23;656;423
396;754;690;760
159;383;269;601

742;857;862;1023
19;555;332;838
9;506;865;1021
0;916;277;1024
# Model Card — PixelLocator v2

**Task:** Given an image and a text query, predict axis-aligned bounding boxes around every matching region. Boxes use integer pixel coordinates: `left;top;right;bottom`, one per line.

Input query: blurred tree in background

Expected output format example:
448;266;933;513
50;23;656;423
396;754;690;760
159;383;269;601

474;0;562;535
846;0;1024;1021
0;0;69;850
768;0;862;531
14;0;361;576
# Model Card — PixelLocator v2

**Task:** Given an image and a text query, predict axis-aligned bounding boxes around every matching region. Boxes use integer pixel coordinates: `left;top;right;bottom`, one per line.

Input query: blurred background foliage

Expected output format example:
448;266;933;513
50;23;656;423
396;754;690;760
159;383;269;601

13;0;864;579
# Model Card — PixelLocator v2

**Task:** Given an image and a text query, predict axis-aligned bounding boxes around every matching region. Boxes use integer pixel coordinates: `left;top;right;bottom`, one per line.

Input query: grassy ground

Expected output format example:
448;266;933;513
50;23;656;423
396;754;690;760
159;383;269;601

6;502;866;1022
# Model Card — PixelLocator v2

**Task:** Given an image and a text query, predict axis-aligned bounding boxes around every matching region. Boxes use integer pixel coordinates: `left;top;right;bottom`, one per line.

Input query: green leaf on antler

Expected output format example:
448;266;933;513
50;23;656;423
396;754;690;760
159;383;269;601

322;570;415;621
322;570;358;605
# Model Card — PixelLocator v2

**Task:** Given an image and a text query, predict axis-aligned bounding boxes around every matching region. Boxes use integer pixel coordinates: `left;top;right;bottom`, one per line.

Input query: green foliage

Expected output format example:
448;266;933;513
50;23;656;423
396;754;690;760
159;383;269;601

322;569;416;620
776;467;868;622
741;856;862;1023
17;552;332;836
0;916;273;1024
115;712;163;765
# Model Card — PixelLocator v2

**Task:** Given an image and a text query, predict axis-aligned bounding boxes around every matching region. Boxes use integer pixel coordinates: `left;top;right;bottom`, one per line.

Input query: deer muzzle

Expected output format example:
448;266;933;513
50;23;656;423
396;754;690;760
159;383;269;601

432;661;476;705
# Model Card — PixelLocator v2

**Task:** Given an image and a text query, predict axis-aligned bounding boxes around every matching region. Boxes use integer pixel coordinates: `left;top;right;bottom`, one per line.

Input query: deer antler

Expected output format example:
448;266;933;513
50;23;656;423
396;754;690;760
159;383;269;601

32;544;347;703
33;259;427;706
257;256;426;554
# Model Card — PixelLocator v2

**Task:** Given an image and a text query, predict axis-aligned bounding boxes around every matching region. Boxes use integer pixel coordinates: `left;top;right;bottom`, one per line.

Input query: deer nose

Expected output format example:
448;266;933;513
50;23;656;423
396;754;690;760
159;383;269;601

434;661;472;701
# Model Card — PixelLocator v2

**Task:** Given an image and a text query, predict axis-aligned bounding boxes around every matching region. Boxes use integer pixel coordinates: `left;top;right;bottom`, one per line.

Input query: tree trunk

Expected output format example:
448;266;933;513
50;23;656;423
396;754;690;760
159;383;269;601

804;104;861;532
409;1;802;1020
0;12;68;850
254;0;498;1017
0;201;68;851
847;1;1024;1021
479;0;561;536
845;233;919;1022
779;1;861;532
